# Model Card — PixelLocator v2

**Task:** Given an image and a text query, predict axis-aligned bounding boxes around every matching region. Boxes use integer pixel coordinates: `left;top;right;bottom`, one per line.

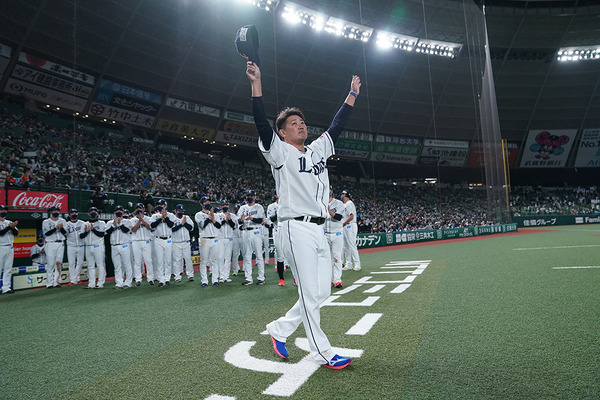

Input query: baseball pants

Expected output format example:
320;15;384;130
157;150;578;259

262;229;270;264
343;224;361;269
173;240;194;279
242;229;264;283
85;244;106;288
67;244;85;284
221;238;234;280
45;242;65;287
153;238;173;284
132;240;155;283
327;231;344;283
199;238;220;285
111;243;132;288
0;245;14;293
266;220;334;364
231;237;243;274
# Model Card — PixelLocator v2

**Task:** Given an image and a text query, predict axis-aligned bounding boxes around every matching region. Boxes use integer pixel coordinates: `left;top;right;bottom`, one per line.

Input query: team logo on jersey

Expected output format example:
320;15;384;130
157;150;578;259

298;157;327;175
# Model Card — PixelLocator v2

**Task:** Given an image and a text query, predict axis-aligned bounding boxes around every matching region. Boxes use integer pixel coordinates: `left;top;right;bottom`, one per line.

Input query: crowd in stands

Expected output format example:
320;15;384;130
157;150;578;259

1;107;599;234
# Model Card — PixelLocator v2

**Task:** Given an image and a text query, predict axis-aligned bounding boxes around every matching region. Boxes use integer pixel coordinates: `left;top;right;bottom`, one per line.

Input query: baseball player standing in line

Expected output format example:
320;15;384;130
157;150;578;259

150;199;177;286
79;207;106;289
0;205;18;294
230;203;243;276
238;190;266;286
65;208;86;285
267;190;286;286
326;188;345;288
218;200;236;283
30;236;47;267
130;203;155;286
106;205;133;289
246;59;359;369
260;198;271;266
341;190;361;271
194;196;221;286
171;204;195;282
42;206;67;288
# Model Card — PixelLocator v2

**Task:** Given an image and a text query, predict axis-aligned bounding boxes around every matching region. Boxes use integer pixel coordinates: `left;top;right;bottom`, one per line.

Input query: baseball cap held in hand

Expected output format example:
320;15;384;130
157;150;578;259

235;25;260;67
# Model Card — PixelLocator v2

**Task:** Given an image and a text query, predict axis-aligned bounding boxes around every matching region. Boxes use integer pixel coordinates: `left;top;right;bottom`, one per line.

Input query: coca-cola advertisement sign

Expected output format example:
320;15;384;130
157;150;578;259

2;189;68;212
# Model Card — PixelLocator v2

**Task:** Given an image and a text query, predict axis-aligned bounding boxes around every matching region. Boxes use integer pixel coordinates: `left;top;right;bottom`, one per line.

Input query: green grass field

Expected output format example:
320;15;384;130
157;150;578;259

1;225;598;399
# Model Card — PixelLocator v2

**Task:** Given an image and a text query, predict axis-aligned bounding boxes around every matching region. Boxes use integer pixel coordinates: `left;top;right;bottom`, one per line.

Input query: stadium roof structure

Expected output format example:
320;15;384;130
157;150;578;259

0;0;599;183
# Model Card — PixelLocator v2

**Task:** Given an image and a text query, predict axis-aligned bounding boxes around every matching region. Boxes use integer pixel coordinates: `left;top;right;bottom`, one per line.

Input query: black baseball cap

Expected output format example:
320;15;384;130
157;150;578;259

69;208;78;213
341;190;352;198
246;190;256;197
114;205;125;212
175;204;185;211
0;205;6;210
235;25;260;67
220;200;229;206
200;196;209;203
48;206;59;212
157;199;167;205
135;202;144;209
88;206;98;212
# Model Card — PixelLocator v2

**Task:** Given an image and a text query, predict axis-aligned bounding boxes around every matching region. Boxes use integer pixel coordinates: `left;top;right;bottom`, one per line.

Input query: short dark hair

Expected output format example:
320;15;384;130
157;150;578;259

276;107;305;132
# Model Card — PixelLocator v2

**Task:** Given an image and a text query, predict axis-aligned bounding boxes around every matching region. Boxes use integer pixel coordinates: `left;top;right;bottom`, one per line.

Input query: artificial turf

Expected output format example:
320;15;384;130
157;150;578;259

0;225;598;399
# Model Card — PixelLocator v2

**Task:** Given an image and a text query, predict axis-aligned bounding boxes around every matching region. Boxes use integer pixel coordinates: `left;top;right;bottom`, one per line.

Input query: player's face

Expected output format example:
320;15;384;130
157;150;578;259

280;116;307;145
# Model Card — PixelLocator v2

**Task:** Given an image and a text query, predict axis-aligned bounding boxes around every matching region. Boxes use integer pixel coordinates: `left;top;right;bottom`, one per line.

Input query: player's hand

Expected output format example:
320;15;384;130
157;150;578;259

9;220;18;228
246;60;260;82
182;216;187;224
161;208;167;218
56;223;63;229
350;75;361;95
86;225;91;232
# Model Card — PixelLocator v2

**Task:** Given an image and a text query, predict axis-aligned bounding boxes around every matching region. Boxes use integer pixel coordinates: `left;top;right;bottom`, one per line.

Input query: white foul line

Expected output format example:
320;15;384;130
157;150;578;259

513;245;600;251
346;313;383;335
552;266;600;269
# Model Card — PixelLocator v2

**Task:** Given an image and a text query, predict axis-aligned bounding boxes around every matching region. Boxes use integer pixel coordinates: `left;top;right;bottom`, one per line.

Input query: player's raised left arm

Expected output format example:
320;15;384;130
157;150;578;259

326;75;361;143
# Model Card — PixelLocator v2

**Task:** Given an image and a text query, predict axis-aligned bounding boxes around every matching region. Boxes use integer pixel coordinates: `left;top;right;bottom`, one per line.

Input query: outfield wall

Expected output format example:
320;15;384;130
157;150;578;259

512;214;600;227
357;223;518;249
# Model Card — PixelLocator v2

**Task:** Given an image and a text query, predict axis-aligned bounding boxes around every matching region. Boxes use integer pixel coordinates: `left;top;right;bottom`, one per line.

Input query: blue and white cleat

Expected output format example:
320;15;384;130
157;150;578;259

271;336;289;359
322;354;352;369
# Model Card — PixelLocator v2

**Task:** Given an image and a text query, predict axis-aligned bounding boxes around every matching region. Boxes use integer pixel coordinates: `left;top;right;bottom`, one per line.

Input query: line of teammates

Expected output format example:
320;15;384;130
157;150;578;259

0;189;361;294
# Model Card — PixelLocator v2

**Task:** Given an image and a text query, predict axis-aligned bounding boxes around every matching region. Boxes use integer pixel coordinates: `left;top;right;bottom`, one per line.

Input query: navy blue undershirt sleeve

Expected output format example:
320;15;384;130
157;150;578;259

252;96;274;150
326;103;353;144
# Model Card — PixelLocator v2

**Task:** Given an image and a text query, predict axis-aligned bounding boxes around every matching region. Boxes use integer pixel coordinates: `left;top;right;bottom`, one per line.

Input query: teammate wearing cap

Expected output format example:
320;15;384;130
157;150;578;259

341;190;361;271
65;208;86;285
217;200;236;283
0;205;18;294
149;199;177;286
267;189;287;286
30;236;47;267
326;188;345;288
106;205;133;289
172;204;194;282
260;195;271;267
238;190;266;286
42;206;67;288
246;59;359;368
194;196;221;286
130;203;155;286
79;207;106;289
230;203;243;276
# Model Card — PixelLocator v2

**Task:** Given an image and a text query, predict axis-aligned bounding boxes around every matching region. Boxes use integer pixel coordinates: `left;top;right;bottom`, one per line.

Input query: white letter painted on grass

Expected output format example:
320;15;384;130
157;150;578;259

345;313;383;335
322;295;380;307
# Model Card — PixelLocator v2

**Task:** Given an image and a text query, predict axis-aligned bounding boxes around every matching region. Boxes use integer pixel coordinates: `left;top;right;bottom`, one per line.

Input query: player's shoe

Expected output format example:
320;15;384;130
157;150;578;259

135;281;142;286
322;354;352;369
293;279;297;287
270;336;289;359
188;277;194;282
242;280;252;286
224;278;232;283
201;283;208;287
232;272;238;276
353;266;362;271
165;281;171;285
335;282;343;288
77;281;84;285
278;279;285;286
148;280;155;286
341;265;350;270
256;280;265;285
213;282;220;286
66;282;74;286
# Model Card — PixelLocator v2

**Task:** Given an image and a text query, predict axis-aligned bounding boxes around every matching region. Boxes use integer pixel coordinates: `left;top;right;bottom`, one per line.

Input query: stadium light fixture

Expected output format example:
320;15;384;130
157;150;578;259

323;16;372;42
557;46;600;62
281;2;327;30
238;0;277;12
376;31;417;52
415;39;461;58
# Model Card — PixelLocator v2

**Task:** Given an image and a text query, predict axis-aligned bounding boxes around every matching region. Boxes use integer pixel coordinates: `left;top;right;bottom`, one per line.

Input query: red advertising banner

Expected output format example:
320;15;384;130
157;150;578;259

13;242;35;258
467;141;520;168
1;189;69;212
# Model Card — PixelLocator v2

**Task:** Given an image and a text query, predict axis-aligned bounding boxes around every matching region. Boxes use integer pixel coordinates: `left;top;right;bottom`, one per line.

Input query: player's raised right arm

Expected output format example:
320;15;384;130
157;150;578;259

247;60;274;150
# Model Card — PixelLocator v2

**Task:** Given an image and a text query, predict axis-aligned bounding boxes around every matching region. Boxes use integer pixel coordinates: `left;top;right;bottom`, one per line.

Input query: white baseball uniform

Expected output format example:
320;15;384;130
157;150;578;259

230;210;243;275
194;210;221;285
130;214;155;283
42;216;67;287
261;222;270;265
0;219;18;293
342;199;361;269
65;219;86;284
30;243;47;266
326;198;345;284
267;201;285;265
238;202;266;283
172;214;194;280
107;217;133;288
150;211;177;284
81;219;106;288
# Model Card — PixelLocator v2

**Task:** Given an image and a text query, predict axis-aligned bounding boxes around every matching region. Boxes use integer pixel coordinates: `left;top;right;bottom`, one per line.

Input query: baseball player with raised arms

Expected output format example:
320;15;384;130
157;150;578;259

42;206;67;288
150;199;177;286
194;196;221;286
267;189;287;286
246;59;359;369
238;190;266;286
65;208;86;285
341;190;361;271
79;207;106;289
218;200;236;283
0;205;18;294
106;205;133;289
171;204;194;282
130;203;155;286
326;187;345;288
